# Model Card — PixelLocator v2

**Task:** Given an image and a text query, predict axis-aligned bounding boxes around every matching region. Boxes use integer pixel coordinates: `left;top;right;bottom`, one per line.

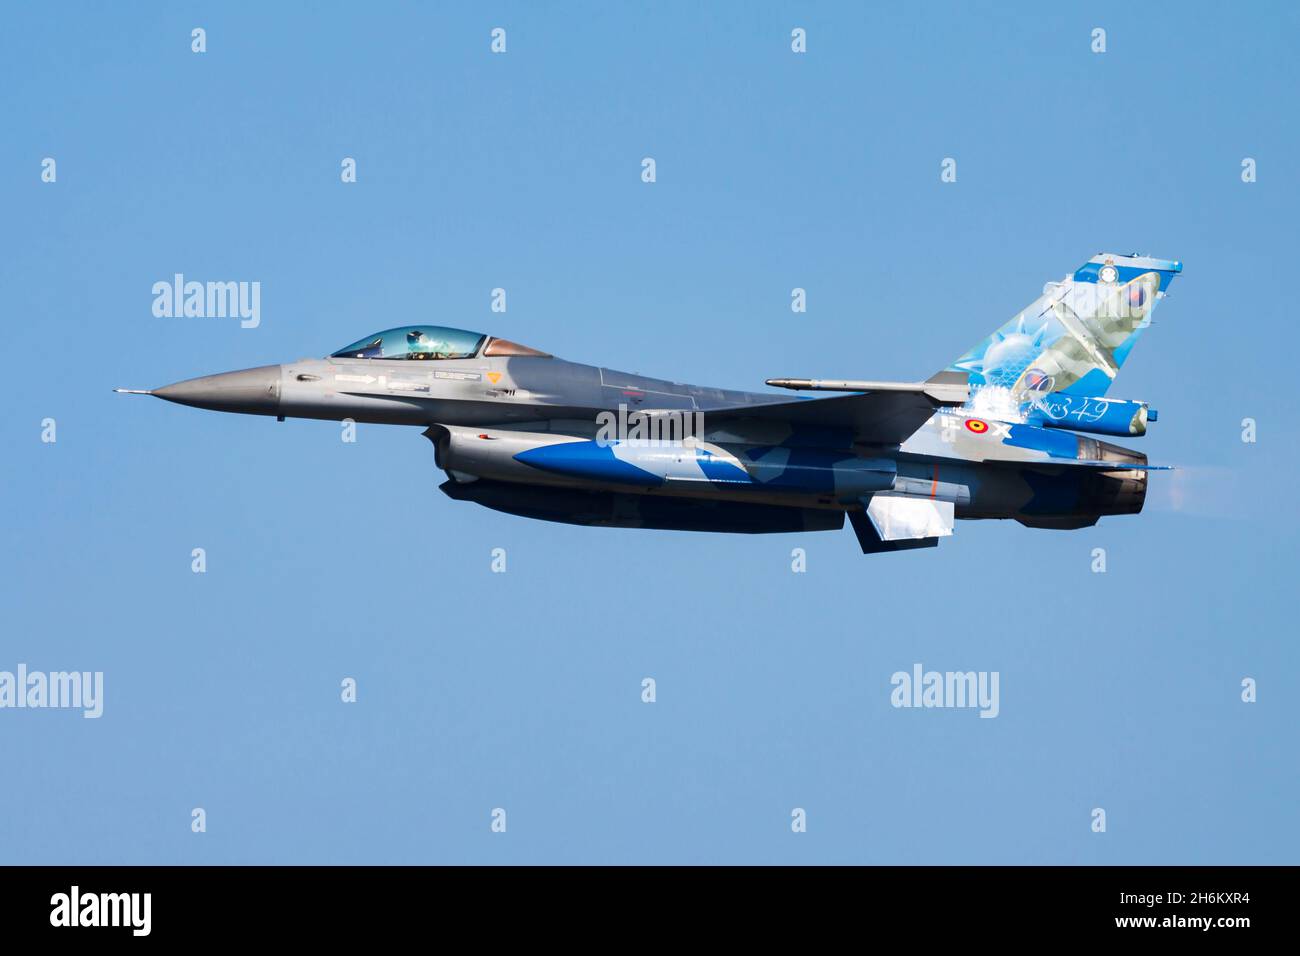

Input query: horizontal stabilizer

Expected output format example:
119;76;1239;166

1043;460;1173;471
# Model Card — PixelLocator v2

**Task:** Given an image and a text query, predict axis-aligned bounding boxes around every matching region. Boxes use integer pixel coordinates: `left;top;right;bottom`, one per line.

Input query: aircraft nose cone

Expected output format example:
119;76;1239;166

153;365;282;416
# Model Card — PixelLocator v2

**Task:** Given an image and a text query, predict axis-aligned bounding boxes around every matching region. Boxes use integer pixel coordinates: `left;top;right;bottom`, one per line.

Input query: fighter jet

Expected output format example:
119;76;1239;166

117;252;1180;554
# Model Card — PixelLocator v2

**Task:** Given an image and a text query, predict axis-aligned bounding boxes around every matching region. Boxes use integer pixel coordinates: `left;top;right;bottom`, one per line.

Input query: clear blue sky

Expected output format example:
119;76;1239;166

2;1;1297;864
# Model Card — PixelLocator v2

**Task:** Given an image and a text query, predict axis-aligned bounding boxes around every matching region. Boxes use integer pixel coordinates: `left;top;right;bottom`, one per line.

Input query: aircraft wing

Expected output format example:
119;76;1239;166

702;389;954;446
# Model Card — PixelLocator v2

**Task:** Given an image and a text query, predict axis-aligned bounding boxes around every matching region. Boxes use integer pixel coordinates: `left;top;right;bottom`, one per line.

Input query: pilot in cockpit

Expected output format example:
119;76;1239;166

406;329;449;359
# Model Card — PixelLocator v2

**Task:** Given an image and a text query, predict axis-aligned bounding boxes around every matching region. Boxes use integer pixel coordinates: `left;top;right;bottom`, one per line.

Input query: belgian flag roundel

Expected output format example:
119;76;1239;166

964;418;989;434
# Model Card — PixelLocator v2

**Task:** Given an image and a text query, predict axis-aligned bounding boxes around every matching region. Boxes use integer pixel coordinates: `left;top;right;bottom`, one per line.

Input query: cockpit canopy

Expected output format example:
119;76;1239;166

330;325;550;361
331;326;485;361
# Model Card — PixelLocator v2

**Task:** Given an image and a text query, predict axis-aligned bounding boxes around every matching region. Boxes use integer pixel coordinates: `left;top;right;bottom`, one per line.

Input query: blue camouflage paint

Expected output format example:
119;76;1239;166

695;446;750;483
515;441;663;486
742;446;845;493
1002;423;1079;459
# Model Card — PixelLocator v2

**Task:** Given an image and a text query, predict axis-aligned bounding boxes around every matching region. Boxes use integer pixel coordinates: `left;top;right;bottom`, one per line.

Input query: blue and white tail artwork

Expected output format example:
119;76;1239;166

935;253;1181;436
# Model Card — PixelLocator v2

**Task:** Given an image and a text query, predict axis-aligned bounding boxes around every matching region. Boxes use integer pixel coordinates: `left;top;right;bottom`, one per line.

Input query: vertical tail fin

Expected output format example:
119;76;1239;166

934;253;1182;399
